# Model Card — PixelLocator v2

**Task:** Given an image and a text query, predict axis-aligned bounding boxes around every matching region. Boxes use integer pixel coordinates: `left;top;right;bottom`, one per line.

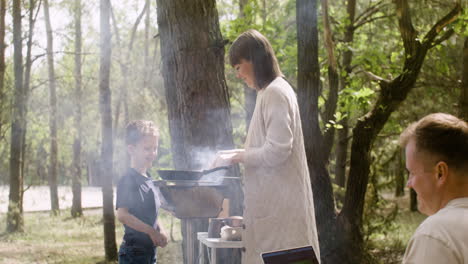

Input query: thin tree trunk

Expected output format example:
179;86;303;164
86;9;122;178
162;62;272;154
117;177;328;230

109;1;147;132
460;37;468;120
410;188;418;211
0;0;6;133
156;1;242;263
143;0;150;90
296;0;337;262
100;0;117;260
320;0;339;161
71;0;83;218
335;121;348;188
22;0;40;215
338;2;461;262
395;149;405;197
7;0;25;233
43;0;59;215
335;0;356;188
239;0;256;131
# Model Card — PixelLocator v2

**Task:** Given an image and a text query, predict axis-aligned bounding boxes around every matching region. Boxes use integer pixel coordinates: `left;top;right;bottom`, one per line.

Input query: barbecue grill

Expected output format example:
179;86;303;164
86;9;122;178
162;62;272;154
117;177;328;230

154;166;234;218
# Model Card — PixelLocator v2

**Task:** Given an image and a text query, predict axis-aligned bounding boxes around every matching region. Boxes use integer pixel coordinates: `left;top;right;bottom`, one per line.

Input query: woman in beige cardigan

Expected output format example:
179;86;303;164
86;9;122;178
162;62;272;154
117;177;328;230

215;29;320;263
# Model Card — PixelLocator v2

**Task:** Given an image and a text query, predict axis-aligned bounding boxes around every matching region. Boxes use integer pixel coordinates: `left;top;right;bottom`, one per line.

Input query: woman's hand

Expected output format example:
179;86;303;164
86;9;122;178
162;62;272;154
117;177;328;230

211;149;245;168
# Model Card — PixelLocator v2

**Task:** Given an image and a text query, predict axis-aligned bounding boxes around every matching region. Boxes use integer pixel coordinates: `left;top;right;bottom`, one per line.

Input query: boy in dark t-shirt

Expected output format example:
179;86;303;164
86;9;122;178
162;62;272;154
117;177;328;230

116;120;168;264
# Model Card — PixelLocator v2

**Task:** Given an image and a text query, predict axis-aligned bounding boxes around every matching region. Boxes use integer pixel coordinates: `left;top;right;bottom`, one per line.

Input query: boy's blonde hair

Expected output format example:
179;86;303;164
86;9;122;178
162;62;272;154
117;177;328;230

125;120;159;145
399;113;468;171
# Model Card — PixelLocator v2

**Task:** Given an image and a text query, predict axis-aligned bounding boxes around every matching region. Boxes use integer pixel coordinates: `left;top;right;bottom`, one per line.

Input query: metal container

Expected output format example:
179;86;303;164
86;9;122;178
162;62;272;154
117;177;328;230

155;180;226;219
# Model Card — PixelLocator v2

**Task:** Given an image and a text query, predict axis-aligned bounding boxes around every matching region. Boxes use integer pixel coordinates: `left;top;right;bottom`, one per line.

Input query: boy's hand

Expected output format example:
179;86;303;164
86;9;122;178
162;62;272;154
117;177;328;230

149;229;168;248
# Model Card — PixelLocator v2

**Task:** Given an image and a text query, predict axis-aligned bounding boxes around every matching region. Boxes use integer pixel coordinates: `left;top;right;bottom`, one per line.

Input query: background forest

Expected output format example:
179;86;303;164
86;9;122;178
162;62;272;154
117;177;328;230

0;0;467;263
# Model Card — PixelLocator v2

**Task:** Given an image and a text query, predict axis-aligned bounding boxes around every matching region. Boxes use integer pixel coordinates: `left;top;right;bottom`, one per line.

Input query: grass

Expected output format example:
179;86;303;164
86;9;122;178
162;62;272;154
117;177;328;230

0;196;426;264
365;193;427;264
0;209;183;264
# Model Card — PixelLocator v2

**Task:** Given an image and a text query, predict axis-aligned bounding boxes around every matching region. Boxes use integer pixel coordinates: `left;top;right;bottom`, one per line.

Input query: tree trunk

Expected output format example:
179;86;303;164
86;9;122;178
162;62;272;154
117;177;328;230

334;0;356;189
109;1;147;133
338;2;462;262
335;120;348;188
0;0;6;135
43;0;59;215
71;0;83;218
320;0;339;161
296;0;337;262
395;149;405;197
156;0;242;263
143;0;150;90
239;0;256;131
22;0;39;216
7;0;25;233
100;0;117;260
410;188;418;212
460;37;468;121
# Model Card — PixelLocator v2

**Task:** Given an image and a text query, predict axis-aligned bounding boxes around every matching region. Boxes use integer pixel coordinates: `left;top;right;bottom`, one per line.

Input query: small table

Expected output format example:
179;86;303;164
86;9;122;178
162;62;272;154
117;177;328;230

197;232;243;264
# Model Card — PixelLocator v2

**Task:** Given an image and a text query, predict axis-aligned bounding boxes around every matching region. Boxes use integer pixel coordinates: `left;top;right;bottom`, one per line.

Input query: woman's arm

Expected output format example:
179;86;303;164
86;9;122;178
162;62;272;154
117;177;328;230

244;85;294;167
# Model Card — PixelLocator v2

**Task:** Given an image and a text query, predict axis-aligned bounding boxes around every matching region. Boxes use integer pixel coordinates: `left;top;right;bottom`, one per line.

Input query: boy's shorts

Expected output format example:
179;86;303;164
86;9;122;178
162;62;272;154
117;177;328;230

118;241;156;264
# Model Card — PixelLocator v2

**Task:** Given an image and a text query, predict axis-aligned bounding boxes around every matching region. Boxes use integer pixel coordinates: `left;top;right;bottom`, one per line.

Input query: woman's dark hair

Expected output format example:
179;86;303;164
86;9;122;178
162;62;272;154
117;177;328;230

229;29;283;90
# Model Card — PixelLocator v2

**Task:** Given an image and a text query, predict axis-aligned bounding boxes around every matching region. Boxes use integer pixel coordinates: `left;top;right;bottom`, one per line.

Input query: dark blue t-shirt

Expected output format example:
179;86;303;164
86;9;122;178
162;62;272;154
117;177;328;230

116;168;159;249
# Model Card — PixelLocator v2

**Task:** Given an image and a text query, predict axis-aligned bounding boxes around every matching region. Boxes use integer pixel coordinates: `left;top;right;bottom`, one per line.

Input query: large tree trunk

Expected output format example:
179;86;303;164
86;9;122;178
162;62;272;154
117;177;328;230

338;2;462;262
7;0;25;233
43;0;59;215
100;0;117;260
460;37;468;120
71;0;83;218
156;0;242;263
296;0;337;262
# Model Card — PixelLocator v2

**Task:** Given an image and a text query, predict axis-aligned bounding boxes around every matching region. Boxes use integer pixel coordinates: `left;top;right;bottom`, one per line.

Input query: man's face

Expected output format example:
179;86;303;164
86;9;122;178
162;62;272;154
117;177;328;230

405;139;441;215
128;135;159;171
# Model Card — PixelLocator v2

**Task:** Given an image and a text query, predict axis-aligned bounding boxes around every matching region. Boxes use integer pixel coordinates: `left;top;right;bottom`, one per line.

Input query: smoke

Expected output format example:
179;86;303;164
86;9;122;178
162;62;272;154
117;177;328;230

188;146;229;184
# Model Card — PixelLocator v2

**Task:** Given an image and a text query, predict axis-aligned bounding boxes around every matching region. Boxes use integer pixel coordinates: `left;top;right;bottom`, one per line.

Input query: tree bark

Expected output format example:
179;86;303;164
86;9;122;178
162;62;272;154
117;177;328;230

156;0;242;263
0;0;6;136
338;2;462;262
460;37;468;121
22;0;39;216
239;0;256;131
320;0;339;161
296;0;337;261
143;0;150;90
71;0;83;218
109;1;147;133
7;0;25;233
43;0;59;215
395;149;405;197
100;0;117;260
410;188;418;212
335;0;356;189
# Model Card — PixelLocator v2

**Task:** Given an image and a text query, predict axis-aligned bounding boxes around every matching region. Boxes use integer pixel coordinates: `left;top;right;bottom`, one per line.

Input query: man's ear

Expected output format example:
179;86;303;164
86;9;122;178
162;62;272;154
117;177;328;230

435;161;449;185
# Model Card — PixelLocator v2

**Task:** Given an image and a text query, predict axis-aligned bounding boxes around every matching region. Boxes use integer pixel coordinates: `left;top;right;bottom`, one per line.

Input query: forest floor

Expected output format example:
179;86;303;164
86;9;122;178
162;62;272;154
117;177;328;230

0;190;425;264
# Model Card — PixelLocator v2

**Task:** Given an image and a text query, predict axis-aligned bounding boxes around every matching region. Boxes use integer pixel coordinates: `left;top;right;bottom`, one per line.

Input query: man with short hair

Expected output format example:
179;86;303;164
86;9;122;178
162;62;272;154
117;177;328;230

400;113;468;264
